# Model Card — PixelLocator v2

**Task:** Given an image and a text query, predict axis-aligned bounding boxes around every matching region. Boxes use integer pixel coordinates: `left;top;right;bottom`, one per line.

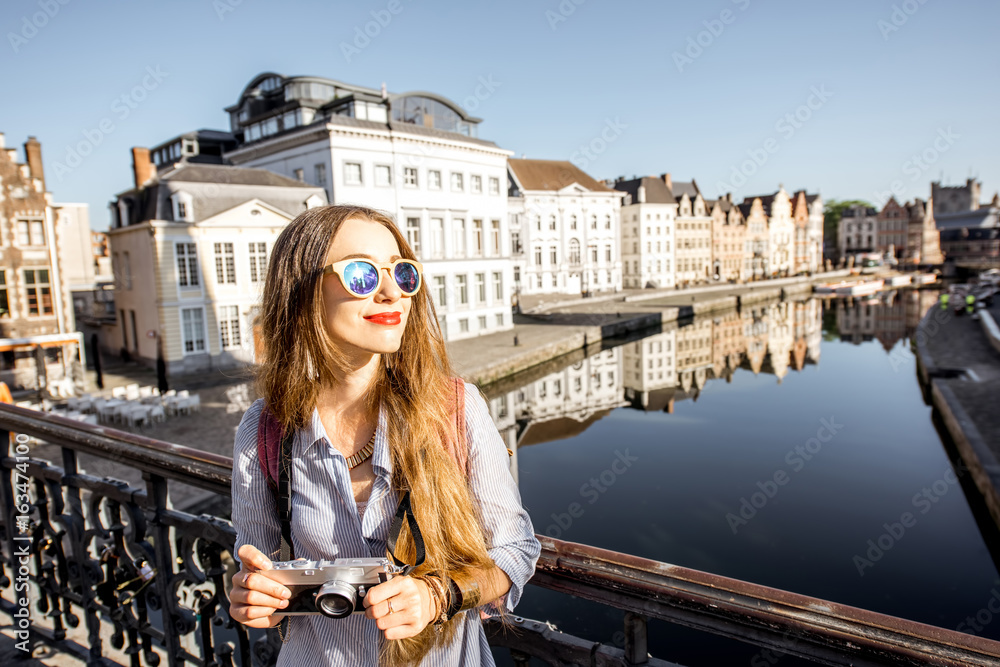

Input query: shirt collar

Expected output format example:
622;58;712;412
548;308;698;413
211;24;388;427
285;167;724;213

296;402;392;478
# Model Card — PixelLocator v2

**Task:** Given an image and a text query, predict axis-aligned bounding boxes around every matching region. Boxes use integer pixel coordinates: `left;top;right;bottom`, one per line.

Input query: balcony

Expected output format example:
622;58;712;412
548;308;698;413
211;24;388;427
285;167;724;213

0;403;998;666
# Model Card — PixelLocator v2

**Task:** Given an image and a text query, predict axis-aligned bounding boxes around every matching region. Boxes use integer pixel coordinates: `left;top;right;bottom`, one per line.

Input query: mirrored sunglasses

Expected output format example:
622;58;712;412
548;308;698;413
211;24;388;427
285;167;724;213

323;258;423;298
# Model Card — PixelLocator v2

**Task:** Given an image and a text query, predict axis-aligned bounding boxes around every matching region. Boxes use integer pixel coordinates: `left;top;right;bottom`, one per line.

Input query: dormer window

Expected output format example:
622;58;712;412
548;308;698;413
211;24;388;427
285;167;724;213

171;191;194;222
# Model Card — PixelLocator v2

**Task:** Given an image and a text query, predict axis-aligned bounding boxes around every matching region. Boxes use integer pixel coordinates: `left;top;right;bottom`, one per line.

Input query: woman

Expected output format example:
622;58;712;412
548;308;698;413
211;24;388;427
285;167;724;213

229;204;540;666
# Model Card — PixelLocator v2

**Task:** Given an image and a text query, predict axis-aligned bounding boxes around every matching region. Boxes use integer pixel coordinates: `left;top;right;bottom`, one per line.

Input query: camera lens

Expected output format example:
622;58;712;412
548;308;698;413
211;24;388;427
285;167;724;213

315;581;357;618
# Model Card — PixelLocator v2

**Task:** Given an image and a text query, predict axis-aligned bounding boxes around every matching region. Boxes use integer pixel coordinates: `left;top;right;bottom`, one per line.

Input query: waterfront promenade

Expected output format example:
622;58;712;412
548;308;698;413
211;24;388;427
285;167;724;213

915;295;1000;531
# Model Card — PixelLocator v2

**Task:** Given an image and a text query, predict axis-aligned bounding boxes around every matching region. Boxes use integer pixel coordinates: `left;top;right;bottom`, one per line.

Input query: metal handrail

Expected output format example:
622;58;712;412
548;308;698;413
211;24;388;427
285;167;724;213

0;403;999;666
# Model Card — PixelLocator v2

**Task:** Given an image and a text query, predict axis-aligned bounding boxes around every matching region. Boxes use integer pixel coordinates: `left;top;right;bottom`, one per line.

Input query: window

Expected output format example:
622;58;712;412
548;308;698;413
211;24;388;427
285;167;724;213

473;220;483;257
214;242;236;284
344;162;362;185
122;252;132;290
550;247;558;264
478;315;487;330
293;168;305;182
17;220;45;246
471;175;482;193
375;165;392;187
491;220;501;255
534;247;542;266
249;242;267;283
605;215;612;230
590;215;597;230
493;271;503;300
569;239;581;264
430;218;444;259
535;216;542;232
23;269;52;316
570;215;577;230
176;243;199;287
406;218;421;256
547;215;556;231
451;172;464;192
428;170;441;189
511;231;522;255
590;244;598;262
475;273;486;303
181;308;206;353
489;177;500;195
314;163;326;188
459;318;469;333
453;218;466;257
433;276;447;307
495;313;504;327
404;167;418;187
0;271;7;317
219;305;241;348
456;275;468;304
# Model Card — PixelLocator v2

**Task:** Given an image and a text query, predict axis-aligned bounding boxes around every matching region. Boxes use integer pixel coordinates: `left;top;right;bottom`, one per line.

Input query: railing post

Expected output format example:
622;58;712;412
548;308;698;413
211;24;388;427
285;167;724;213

623;611;648;665
144;471;182;666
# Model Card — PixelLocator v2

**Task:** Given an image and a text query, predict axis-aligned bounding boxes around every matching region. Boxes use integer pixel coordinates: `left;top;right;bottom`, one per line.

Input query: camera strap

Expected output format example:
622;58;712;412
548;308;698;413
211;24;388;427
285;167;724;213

386;491;425;574
276;430;426;573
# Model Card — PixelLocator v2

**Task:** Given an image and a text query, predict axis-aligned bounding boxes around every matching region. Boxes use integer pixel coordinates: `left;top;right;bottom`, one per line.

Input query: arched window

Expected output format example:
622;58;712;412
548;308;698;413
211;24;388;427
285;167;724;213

570;215;577;230
549;214;557;231
569;239;581;264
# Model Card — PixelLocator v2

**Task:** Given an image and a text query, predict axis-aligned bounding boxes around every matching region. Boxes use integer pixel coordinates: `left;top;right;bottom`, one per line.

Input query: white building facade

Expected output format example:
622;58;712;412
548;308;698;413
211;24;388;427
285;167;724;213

613;176;677;289
223;73;514;341
507;159;622;296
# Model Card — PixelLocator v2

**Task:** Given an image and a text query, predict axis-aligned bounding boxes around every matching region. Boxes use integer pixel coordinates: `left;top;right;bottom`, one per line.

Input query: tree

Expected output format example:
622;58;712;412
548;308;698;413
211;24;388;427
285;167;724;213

824;199;872;248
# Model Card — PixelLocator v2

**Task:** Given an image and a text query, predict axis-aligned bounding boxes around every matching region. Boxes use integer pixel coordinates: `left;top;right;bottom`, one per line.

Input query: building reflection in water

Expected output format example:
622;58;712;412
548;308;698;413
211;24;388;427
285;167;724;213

485;292;937;474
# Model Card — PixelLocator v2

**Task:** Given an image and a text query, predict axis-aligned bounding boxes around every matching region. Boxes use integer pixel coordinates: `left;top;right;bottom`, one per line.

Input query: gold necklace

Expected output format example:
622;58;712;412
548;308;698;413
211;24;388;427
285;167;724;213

346;430;376;470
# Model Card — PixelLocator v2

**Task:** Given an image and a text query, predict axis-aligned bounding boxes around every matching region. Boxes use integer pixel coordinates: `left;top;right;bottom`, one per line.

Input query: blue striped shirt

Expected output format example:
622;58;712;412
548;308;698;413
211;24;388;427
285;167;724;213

231;381;540;666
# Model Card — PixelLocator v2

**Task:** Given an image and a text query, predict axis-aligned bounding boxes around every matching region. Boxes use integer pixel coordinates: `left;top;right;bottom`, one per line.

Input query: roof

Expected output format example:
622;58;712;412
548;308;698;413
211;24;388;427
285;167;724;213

518;410;612;447
935;208;1000;230
161;163;317;188
669;180;700;199
613;176;676;204
507;159;614;193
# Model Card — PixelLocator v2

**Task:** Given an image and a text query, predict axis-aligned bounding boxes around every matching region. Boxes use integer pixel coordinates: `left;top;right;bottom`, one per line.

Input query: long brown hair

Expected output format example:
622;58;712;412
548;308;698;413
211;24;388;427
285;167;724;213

255;205;495;663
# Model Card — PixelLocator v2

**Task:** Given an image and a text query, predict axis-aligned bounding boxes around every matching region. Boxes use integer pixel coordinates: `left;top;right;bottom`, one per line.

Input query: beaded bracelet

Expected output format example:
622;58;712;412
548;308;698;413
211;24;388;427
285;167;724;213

422;574;449;632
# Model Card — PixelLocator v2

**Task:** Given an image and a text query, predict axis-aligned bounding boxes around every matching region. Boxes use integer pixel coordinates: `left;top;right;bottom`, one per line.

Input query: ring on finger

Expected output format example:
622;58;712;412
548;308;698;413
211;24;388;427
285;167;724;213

387;599;394;615
242;571;253;587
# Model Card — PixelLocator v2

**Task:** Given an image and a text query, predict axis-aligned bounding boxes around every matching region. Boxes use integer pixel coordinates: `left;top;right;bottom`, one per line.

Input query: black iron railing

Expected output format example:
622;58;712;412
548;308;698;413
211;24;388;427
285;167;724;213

1;403;999;666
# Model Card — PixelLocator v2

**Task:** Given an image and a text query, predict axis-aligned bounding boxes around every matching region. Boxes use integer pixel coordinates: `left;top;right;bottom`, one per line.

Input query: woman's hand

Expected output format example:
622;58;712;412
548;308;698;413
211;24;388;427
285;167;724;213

363;576;436;639
229;545;292;628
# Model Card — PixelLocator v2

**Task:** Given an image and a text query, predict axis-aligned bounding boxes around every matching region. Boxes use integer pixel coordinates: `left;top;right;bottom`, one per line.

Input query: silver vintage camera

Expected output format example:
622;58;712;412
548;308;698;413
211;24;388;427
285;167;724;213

262;557;405;618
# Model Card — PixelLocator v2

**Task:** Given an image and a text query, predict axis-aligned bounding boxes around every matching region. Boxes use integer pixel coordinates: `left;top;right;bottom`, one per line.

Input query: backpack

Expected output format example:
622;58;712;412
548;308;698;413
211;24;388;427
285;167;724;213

254;377;468;563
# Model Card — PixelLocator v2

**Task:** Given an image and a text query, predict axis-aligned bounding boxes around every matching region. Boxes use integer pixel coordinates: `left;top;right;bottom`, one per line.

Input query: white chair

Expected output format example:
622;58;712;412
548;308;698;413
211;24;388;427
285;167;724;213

178;390;190;399
138;386;153;398
112;387;127;399
187;394;201;413
125;384;140;401
149;404;166;423
164;389;176;397
125;404;151;429
67;397;81;411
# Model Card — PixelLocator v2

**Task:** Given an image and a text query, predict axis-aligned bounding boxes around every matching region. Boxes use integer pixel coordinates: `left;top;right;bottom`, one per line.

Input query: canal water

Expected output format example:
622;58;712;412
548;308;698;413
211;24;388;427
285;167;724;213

486;291;1000;667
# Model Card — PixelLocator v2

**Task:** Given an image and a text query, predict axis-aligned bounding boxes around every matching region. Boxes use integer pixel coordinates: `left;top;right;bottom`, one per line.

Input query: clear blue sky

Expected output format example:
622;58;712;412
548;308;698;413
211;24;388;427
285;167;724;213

2;0;997;230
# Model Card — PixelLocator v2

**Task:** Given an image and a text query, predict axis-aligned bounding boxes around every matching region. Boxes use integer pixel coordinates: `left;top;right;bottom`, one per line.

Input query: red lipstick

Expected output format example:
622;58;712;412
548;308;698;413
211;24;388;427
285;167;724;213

364;312;401;325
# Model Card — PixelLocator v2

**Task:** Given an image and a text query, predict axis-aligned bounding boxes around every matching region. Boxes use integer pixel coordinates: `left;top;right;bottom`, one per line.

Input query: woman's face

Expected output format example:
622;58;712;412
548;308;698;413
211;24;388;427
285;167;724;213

320;217;413;357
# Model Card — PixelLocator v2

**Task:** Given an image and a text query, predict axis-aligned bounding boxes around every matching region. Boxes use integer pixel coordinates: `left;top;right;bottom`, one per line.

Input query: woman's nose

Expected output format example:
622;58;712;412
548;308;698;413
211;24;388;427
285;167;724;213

375;267;402;301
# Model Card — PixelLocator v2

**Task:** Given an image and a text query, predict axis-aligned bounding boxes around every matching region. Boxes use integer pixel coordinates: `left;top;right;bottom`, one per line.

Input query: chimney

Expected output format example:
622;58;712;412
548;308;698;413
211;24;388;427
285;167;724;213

637;184;646;204
661;172;672;190
132;147;154;189
24;136;44;186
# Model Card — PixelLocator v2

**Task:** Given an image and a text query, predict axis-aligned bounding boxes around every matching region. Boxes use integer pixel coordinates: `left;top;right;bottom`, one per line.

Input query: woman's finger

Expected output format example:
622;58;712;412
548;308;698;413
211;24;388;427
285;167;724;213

237;544;273;572
230;587;288;609
240;570;292;600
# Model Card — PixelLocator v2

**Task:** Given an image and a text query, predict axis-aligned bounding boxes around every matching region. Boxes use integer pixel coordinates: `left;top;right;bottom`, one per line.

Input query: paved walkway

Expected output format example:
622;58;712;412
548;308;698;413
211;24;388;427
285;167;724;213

916;294;1000;530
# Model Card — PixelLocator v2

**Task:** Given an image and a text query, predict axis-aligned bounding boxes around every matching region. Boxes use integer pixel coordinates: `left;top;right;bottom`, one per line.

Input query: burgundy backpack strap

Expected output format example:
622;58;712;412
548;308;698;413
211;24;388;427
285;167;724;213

256;404;284;491
440;377;469;476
